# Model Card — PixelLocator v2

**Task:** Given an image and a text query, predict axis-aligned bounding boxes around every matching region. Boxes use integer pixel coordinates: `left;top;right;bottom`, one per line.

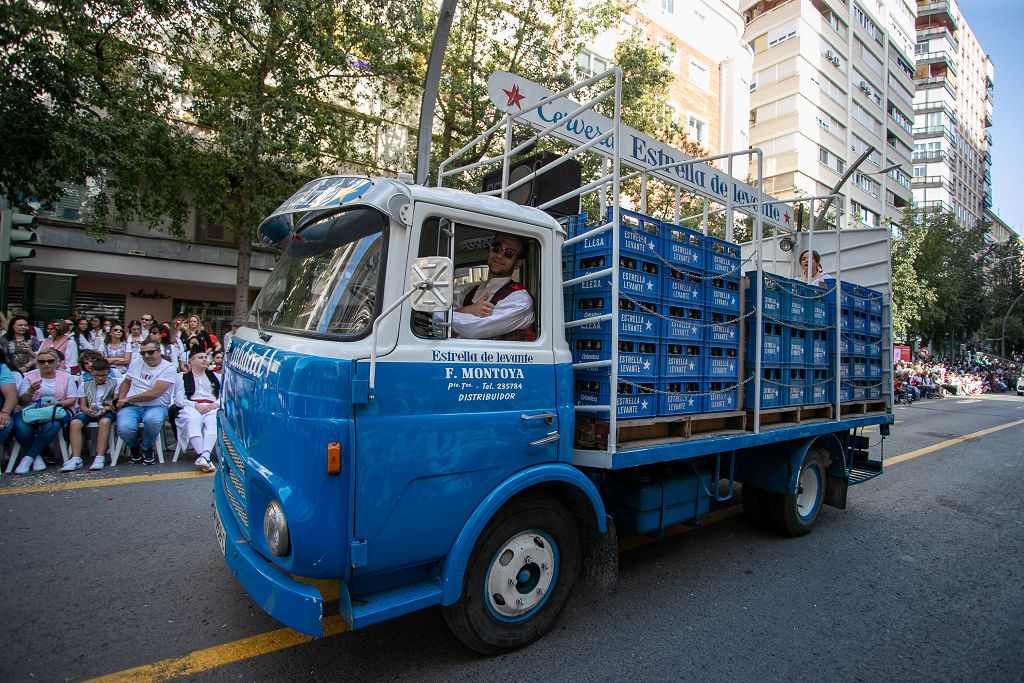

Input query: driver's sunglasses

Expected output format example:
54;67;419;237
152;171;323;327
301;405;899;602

489;242;519;259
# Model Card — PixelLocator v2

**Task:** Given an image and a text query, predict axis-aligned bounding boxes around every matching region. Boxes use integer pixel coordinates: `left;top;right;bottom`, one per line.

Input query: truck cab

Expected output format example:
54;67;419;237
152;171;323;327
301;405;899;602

215;175;604;646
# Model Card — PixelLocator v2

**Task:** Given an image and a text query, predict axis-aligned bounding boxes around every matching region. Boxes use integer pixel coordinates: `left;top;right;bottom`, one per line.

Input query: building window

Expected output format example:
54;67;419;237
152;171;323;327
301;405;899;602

658;39;679;72
577;48;609;77
687;116;708;145
662;0;674;13
689;58;709;90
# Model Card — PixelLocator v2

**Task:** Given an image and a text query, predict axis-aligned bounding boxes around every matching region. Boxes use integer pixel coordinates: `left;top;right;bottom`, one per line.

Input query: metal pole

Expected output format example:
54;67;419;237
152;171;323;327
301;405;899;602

753;150;764;434
416;0;459;186
1002;291;1024;359
726;157;735;242
0;210;9;315
609;69;623;460
814;145;875;232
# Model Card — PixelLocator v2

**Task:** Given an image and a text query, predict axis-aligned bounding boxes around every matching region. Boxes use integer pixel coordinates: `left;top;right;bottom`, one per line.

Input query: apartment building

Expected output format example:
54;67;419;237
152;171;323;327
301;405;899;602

911;0;993;230
579;0;753;169
742;0;917;229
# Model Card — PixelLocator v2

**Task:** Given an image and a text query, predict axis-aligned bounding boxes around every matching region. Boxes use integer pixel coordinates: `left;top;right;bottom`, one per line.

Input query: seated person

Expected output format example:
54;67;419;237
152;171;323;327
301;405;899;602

63;358;118;472
115;339;176;466
174;348;220;473
450;232;536;341
12;349;79;474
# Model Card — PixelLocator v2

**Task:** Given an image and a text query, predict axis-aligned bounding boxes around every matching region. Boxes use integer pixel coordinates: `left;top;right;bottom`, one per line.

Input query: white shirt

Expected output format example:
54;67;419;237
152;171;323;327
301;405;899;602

450;277;535;340
125;359;177;407
38;376;81;403
177;370;218;409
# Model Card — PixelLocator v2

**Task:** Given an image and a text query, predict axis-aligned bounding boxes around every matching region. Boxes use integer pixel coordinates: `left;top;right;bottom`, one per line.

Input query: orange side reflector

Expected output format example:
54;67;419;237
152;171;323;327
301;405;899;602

327;442;341;475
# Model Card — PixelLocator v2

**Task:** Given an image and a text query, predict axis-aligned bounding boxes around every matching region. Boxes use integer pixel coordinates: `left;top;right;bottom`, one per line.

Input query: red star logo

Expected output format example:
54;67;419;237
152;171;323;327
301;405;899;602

503;84;526;109
784;212;791;224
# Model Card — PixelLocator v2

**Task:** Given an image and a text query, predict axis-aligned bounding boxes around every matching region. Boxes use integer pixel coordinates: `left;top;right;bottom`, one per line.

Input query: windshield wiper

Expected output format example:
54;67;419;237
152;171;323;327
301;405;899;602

253;307;272;342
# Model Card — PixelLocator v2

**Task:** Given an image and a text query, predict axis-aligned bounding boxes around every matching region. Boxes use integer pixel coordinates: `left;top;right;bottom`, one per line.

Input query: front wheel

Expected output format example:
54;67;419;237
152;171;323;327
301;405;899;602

443;495;581;655
772;449;826;536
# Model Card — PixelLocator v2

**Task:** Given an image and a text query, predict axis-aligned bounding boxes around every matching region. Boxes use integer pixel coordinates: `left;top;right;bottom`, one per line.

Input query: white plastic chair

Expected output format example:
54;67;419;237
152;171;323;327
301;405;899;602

110;423;166;466
5;431;70;474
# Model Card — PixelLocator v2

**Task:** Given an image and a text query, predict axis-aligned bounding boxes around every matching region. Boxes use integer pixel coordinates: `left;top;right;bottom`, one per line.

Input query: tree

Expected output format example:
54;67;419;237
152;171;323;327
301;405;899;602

978;237;1024;356
889;207;934;338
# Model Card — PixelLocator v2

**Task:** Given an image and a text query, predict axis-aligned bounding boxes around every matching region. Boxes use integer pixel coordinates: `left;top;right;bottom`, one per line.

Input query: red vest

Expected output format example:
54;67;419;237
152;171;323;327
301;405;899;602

463;281;537;342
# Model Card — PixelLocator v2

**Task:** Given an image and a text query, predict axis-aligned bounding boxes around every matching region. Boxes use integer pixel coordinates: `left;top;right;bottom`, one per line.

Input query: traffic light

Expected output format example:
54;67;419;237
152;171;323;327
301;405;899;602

0;209;38;262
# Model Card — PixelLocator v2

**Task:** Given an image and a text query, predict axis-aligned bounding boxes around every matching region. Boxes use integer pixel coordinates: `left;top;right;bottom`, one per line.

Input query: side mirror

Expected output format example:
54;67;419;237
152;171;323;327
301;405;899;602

409;256;454;312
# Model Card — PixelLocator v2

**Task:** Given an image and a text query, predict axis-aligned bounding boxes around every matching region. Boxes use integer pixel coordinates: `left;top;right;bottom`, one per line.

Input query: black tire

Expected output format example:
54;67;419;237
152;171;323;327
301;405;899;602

773;449;826;537
443;495;581;655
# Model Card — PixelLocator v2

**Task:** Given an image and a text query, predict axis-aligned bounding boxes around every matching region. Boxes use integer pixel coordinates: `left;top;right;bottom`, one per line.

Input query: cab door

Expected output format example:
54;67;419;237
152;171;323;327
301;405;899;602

352;203;561;576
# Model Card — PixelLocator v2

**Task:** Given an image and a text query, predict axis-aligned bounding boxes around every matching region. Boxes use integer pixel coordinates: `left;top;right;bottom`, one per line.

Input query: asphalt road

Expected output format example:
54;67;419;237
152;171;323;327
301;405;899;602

2;394;1023;682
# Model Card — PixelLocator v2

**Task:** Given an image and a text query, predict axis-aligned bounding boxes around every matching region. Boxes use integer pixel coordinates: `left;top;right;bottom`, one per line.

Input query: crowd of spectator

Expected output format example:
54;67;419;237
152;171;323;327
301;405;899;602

894;356;1020;402
0;308;242;476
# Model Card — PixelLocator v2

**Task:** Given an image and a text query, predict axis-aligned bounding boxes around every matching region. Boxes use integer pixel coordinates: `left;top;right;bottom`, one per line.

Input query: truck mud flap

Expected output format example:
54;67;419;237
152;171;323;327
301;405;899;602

824;473;848;510
581;514;618;592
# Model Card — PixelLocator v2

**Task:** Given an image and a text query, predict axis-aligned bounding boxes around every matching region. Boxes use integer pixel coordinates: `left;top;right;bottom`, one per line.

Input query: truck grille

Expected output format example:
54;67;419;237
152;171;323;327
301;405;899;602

220;429;249;534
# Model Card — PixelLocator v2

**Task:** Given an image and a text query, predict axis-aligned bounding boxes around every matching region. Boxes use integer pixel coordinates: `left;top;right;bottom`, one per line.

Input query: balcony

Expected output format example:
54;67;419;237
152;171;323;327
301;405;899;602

915;76;957;99
984;149;992;164
912;175;949;190
983;191;993;209
889;168;912;190
912;150;947;163
917;1;960;31
918;200;953;214
916;26;959;51
984;108;993;128
913;125;957;145
985;129;993;146
984;167;992;184
913;101;958;124
915;50;958;76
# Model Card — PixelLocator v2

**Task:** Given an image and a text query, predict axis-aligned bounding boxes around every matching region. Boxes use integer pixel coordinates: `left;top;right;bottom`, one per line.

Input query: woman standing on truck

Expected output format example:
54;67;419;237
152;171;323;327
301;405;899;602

798;250;829;286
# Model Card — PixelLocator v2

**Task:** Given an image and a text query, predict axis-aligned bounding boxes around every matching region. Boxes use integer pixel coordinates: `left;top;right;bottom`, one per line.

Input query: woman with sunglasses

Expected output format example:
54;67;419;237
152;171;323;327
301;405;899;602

102;321;132;376
183;314;221;353
12;348;80;474
2;315;40;372
38;319;79;374
151;324;186;371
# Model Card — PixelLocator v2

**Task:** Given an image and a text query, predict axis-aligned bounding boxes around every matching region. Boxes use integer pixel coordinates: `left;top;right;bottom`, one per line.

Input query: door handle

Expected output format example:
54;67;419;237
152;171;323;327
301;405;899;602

528;431;560;447
521;412;557;425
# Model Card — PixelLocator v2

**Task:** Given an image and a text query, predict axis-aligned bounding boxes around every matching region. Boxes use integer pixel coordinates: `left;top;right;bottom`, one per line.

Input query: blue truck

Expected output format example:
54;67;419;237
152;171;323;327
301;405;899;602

212;69;894;654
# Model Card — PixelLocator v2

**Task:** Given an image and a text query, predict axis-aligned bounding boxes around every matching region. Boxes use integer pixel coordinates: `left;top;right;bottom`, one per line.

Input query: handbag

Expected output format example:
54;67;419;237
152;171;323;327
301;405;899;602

22;401;69;425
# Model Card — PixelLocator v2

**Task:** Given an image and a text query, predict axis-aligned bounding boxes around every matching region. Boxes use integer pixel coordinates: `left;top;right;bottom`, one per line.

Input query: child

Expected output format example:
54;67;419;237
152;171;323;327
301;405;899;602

62;357;118;471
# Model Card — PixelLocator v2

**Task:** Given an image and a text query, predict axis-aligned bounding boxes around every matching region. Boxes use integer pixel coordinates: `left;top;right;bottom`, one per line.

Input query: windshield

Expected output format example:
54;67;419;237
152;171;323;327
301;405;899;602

251;206;388;338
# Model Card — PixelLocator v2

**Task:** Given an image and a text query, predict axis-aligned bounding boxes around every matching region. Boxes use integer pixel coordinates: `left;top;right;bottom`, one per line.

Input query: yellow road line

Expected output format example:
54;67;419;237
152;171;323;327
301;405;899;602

885;417;1024;466
85;616;349;683
0;470;212;496
72;415;1024;681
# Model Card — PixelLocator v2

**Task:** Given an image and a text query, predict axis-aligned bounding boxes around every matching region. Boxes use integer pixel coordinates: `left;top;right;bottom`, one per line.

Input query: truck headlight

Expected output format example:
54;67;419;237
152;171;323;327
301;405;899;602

263;500;290;556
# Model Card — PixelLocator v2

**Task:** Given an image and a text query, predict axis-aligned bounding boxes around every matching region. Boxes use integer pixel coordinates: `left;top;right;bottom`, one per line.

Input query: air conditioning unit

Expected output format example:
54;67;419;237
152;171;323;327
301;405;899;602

859;83;872;94
825;50;836;60
832;56;841;67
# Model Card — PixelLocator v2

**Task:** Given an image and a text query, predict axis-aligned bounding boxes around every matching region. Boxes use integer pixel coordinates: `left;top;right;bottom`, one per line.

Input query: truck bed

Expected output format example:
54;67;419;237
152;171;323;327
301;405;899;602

572;406;892;469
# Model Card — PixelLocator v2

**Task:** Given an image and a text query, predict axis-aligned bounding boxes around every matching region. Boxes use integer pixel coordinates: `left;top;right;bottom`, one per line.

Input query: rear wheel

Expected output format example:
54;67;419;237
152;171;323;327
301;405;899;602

773;449;826;536
443;495;581;655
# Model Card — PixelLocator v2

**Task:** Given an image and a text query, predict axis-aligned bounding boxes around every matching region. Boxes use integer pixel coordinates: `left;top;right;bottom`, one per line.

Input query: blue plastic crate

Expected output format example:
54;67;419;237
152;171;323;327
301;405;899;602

743;366;784;409
851;355;868;379
661;343;705;378
868;312;882;337
867;357;882;379
707;276;741;312
571;294;661;338
745;271;786;321
865;380;882;400
785;327;808;365
746;321;784;364
575;253;661;299
705;345;739;379
866;337;882;358
662;223;704;269
808;329;832;366
786;281;810;325
808;283;831;327
663;265;703;305
572;207;661;259
784;368;808;406
847;333;868;356
808;369;830;404
845;308;867;334
705;307;740;346
661;302;703;342
574;376;656;419
572;333;659;376
705;235;741;280
865;289;883;315
705;378;739;412
659;379;703;416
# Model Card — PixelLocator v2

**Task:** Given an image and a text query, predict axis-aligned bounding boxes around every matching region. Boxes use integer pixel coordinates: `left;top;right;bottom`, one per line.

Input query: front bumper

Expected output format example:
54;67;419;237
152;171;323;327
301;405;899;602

214;468;326;637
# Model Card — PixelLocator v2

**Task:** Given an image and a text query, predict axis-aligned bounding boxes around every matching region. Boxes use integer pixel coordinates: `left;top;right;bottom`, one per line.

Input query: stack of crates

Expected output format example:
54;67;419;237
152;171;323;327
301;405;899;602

834;282;885;402
565;208;743;420
568;209;663;419
744;272;837;409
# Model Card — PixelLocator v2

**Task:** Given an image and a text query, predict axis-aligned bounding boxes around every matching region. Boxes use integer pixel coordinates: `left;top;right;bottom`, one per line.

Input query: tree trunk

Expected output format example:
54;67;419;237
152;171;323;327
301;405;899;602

234;224;253;320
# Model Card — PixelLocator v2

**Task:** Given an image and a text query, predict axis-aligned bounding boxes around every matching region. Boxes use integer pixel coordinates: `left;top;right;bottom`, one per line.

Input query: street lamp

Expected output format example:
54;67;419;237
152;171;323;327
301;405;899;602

1001;290;1024;359
813;142;901;231
416;0;459;186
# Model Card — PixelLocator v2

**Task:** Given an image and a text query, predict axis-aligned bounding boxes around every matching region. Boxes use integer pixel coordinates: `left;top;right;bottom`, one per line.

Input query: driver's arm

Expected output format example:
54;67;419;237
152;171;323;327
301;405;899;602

450;290;534;340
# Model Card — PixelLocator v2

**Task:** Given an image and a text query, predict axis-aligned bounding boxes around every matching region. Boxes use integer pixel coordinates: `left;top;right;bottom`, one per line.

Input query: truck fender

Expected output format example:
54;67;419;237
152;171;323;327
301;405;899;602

735;434;846;497
439;463;607;606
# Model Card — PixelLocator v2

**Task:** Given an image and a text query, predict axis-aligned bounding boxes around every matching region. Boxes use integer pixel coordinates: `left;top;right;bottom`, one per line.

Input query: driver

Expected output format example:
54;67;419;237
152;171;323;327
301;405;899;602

451;232;536;341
